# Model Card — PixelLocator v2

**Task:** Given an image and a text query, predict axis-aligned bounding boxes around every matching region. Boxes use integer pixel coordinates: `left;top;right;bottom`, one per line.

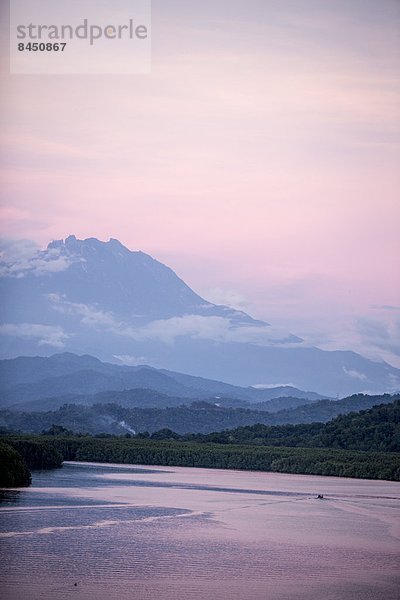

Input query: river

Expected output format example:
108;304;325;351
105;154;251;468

1;462;399;599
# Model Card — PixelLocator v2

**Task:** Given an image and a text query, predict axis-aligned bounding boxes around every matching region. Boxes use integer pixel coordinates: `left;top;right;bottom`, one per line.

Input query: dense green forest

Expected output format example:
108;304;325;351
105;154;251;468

190;399;400;452
1;433;400;482
0;442;31;487
0;438;63;487
6;438;63;470
0;393;397;435
2;399;399;485
2;401;272;435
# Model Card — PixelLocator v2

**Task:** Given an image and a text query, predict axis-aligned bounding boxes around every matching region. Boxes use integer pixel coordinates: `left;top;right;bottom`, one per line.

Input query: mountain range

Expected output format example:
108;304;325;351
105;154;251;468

0;235;399;396
0;352;325;410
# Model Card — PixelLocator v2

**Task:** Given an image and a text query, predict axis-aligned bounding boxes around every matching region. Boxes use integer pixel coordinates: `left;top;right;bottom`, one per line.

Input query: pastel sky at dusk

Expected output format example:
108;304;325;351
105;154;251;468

0;0;399;365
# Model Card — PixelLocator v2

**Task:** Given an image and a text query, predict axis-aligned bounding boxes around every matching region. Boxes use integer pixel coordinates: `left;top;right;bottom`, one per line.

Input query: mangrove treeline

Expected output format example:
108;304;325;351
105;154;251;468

0;438;63;487
2;434;400;483
1;399;399;486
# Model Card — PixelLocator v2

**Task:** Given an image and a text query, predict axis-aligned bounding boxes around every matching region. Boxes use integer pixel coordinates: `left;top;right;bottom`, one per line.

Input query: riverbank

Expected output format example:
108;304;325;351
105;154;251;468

2;435;400;483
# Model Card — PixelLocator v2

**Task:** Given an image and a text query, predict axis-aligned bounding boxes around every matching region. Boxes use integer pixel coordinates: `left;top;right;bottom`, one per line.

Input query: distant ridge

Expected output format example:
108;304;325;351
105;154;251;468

0;352;327;410
0;389;397;435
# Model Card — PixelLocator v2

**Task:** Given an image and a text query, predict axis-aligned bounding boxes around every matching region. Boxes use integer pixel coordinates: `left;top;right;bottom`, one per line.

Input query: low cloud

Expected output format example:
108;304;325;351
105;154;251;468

0;238;79;278
48;294;119;328
123;315;301;347
0;323;68;348
251;383;296;389
342;367;368;381
297;310;400;370
356;317;400;358
113;354;149;366
203;287;251;311
48;294;301;348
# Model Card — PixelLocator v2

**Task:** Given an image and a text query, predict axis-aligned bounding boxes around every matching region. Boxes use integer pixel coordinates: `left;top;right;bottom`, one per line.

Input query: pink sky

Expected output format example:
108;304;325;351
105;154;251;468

1;0;399;365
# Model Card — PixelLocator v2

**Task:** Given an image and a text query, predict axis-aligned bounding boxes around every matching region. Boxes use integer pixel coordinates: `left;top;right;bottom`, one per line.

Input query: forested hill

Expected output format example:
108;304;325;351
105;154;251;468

191;399;400;453
0;393;398;436
268;393;399;424
2;399;399;483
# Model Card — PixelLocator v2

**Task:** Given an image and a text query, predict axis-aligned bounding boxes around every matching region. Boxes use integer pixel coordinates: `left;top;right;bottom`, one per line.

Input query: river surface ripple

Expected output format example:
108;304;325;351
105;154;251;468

1;461;399;600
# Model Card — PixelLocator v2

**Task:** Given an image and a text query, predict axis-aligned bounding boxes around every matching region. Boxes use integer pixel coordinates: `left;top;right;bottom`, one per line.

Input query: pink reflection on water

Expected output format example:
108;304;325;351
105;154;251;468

1;463;399;600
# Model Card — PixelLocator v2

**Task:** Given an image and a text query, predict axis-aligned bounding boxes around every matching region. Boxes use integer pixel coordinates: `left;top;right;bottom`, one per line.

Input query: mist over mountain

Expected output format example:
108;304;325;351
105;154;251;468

0;235;399;396
0;393;397;436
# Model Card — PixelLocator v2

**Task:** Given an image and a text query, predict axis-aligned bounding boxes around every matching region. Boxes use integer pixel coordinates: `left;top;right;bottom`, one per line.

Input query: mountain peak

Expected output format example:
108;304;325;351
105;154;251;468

48;235;133;253
2;235;399;395
65;234;77;244
108;237;127;248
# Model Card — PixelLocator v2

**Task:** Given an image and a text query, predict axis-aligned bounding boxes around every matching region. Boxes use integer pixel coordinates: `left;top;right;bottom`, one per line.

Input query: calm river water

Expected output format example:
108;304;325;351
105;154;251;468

0;462;399;600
